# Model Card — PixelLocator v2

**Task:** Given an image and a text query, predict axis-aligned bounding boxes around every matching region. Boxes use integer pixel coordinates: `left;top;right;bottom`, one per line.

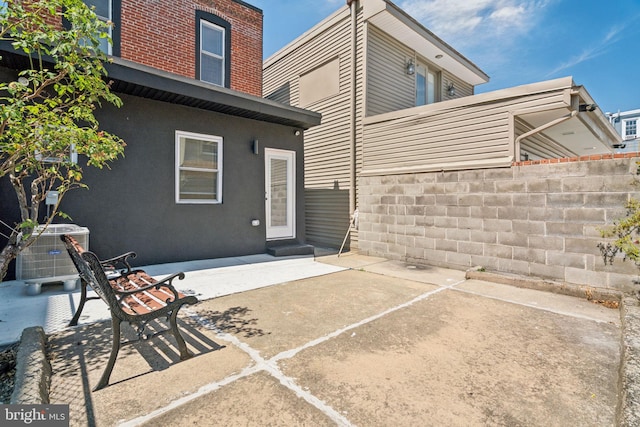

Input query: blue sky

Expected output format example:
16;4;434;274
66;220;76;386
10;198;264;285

251;0;640;114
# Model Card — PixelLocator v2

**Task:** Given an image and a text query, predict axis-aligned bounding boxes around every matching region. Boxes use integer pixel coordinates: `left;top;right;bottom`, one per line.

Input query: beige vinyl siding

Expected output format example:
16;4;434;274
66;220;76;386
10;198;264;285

365;25;475;116
264;8;360;248
264;3;484;248
264;12;351;107
363;90;567;175
366;25;415;116
264;12;353;188
442;71;473;100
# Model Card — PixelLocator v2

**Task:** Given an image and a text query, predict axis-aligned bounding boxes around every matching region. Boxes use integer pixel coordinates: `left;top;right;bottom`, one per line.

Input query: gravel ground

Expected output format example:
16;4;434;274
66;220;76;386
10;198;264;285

0;344;17;403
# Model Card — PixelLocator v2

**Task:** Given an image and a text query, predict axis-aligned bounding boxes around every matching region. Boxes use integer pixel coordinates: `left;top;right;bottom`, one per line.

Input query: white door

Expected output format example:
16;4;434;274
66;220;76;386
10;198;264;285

265;149;295;240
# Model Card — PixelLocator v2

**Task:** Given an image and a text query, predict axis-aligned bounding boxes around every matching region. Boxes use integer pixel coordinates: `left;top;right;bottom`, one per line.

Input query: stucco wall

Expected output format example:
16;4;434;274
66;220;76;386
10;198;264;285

0;91;306;278
358;155;640;292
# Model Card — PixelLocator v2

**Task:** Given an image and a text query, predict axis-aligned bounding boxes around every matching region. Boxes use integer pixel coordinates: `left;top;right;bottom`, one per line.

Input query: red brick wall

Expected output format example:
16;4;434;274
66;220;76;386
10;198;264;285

119;0;263;97
512;152;640;166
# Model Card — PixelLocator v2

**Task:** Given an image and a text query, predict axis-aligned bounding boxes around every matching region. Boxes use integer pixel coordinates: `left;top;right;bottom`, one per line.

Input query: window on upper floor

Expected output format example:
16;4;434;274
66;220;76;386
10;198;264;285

415;62;439;106
196;11;231;88
624;119;637;140
175;131;223;204
83;0;112;55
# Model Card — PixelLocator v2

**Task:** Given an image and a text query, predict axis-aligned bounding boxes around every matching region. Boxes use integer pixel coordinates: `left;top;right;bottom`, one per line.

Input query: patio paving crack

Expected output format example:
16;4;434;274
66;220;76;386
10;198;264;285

117;278;467;427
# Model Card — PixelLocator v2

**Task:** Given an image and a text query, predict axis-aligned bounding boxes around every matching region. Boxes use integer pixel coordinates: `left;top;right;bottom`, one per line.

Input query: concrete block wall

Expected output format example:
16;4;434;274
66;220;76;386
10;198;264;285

358;155;640;292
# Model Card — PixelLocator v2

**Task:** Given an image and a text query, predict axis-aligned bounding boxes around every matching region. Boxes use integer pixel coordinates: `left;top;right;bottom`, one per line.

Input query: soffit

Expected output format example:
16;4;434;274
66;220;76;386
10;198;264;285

518;105;620;156
366;4;489;86
104;58;322;130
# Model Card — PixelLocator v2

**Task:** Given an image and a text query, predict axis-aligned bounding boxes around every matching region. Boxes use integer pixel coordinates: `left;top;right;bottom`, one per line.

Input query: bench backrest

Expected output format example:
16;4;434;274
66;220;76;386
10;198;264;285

80;251;122;309
61;234;113;303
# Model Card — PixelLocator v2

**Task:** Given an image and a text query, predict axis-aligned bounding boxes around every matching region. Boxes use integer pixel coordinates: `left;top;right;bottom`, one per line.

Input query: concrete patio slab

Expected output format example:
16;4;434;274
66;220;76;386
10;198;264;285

44;257;622;427
280;289;619;426
0;254;345;346
190;269;440;358
457;279;620;326
138;371;335;427
361;259;468;286
48;318;249;426
315;253;389;270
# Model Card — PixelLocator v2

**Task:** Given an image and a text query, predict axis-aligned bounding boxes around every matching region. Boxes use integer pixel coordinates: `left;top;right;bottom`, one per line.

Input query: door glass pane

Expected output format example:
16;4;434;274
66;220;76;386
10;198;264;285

270;158;288;227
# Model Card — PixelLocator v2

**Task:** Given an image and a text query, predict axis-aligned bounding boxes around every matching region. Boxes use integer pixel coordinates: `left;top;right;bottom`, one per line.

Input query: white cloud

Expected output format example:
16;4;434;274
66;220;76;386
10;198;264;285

545;22;627;76
396;0;554;84
399;0;550;51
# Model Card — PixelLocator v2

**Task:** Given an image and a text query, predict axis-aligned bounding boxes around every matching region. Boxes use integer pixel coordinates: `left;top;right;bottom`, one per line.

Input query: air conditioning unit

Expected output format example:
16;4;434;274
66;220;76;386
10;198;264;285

16;224;89;294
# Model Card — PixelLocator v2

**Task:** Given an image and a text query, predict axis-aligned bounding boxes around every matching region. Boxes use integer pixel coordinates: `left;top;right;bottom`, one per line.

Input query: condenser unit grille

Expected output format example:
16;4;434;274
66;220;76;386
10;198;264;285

16;224;89;281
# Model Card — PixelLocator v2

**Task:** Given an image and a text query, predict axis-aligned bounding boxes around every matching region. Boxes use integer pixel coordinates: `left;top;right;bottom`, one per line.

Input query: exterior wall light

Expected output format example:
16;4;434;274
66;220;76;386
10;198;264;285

579;104;597;112
406;58;415;75
446;82;455;96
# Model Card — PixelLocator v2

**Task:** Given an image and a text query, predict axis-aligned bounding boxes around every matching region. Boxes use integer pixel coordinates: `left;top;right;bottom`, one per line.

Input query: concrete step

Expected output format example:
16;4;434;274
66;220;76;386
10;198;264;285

267;244;314;257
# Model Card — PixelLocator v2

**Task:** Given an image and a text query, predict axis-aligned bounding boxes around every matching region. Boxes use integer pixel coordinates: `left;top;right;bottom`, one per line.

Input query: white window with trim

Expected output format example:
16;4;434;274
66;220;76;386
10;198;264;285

624;119;637;140
175;131;222;204
415;63;439;106
83;0;112;54
200;20;225;86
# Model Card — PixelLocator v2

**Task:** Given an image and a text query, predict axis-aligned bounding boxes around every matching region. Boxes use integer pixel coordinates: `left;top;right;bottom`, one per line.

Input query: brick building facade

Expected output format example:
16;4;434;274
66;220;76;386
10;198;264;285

113;0;263;96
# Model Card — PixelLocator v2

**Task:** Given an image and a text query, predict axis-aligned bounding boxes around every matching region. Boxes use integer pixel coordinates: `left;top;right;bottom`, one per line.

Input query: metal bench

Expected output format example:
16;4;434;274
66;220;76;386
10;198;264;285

62;235;140;327
61;234;199;390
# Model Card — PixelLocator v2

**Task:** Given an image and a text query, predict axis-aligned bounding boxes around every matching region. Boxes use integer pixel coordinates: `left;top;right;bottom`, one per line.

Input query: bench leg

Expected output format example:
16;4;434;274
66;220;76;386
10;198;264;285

169;309;193;361
68;279;88;327
94;316;122;391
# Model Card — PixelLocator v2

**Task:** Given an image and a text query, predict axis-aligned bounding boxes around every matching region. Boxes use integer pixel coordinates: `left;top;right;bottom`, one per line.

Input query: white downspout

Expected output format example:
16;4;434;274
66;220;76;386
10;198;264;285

348;0;357;217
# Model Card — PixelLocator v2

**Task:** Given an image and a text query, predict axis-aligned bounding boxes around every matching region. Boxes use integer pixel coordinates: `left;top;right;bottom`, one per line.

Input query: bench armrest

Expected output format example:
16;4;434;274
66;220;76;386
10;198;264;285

100;252;138;274
113;272;186;301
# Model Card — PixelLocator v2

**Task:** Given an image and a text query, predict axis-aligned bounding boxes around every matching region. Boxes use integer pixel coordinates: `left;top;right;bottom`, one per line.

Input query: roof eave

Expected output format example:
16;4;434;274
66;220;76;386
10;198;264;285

365;0;489;86
105;57;322;129
0;42;322;130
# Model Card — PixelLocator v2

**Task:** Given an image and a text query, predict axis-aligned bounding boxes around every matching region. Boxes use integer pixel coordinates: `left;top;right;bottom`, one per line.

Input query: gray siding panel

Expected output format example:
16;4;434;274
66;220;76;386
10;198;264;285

305;189;350;248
